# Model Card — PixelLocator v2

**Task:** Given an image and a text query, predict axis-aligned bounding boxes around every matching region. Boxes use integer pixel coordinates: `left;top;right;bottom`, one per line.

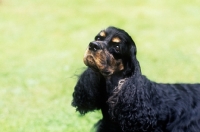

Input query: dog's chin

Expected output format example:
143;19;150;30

85;63;113;77
88;66;113;77
100;71;113;77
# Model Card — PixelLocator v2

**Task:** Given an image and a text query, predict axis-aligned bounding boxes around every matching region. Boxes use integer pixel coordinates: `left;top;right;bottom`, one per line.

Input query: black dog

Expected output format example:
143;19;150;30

72;26;200;132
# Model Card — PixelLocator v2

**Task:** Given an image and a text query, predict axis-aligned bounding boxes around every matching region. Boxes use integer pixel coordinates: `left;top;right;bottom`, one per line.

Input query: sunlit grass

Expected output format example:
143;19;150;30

0;0;200;131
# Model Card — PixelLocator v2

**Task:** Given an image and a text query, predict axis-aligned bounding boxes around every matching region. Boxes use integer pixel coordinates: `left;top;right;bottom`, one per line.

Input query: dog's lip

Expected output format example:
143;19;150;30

89;67;112;76
101;71;112;76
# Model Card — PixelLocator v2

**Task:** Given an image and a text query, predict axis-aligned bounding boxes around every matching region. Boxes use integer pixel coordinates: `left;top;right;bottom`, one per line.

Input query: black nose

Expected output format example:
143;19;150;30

89;41;101;51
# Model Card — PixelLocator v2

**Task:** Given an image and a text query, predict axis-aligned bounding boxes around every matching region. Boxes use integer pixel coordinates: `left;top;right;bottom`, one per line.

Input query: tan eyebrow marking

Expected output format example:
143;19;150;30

100;31;106;37
112;37;121;43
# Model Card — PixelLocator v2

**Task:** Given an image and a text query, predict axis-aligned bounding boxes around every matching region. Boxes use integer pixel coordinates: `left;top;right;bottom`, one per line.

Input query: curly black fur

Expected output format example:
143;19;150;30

72;26;200;132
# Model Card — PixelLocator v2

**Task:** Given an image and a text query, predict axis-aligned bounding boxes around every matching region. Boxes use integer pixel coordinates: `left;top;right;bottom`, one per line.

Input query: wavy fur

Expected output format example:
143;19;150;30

72;26;200;132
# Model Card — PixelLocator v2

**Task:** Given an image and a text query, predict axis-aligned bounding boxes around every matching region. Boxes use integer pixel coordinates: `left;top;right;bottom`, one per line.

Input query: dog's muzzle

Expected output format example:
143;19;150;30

83;41;124;76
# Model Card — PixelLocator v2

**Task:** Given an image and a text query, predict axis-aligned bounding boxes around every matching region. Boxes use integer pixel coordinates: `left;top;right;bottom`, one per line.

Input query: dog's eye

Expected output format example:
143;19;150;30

96;37;101;41
115;45;120;52
95;36;103;41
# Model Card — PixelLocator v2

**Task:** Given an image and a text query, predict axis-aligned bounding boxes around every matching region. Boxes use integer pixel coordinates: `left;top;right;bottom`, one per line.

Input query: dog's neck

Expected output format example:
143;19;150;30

103;71;126;97
100;71;126;122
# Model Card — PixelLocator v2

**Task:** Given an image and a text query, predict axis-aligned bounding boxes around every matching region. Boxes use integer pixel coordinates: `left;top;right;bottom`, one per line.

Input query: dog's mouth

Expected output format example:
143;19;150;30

101;70;112;76
83;48;124;77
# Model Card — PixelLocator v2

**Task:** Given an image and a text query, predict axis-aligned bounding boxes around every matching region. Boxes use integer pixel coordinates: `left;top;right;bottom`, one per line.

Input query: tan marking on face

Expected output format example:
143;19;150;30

83;47;124;76
112;37;121;43
100;31;106;37
115;59;124;71
83;48;105;71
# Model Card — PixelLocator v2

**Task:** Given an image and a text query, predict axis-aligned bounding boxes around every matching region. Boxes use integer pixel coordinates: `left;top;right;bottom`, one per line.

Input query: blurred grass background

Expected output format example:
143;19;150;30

0;0;200;131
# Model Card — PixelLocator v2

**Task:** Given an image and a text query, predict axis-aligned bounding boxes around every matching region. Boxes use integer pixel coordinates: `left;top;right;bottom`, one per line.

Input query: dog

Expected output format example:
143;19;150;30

72;26;200;132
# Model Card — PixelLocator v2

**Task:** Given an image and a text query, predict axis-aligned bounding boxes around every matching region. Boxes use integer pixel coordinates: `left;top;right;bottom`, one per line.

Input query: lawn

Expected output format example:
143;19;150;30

0;0;200;131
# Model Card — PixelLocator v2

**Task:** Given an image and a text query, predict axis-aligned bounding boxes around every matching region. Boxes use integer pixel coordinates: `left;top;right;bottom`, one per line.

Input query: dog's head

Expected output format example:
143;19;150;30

84;26;137;77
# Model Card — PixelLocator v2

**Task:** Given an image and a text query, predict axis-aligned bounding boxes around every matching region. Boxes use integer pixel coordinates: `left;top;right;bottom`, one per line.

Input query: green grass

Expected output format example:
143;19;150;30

0;0;200;131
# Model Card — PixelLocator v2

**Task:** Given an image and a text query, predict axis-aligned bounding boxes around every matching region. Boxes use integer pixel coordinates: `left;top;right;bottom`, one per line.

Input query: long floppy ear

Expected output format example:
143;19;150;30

72;68;105;114
130;45;141;76
123;38;141;76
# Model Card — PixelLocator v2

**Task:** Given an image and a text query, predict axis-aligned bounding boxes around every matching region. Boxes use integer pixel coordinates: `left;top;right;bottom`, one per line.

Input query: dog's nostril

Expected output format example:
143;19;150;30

89;42;101;51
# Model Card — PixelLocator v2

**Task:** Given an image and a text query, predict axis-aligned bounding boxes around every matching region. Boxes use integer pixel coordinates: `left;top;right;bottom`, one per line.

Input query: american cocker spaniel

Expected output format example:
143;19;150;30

72;26;200;132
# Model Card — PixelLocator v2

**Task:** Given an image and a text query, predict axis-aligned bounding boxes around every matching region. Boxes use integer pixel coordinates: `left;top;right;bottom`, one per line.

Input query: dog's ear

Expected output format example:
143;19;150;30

72;68;105;114
130;44;141;76
123;36;141;76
